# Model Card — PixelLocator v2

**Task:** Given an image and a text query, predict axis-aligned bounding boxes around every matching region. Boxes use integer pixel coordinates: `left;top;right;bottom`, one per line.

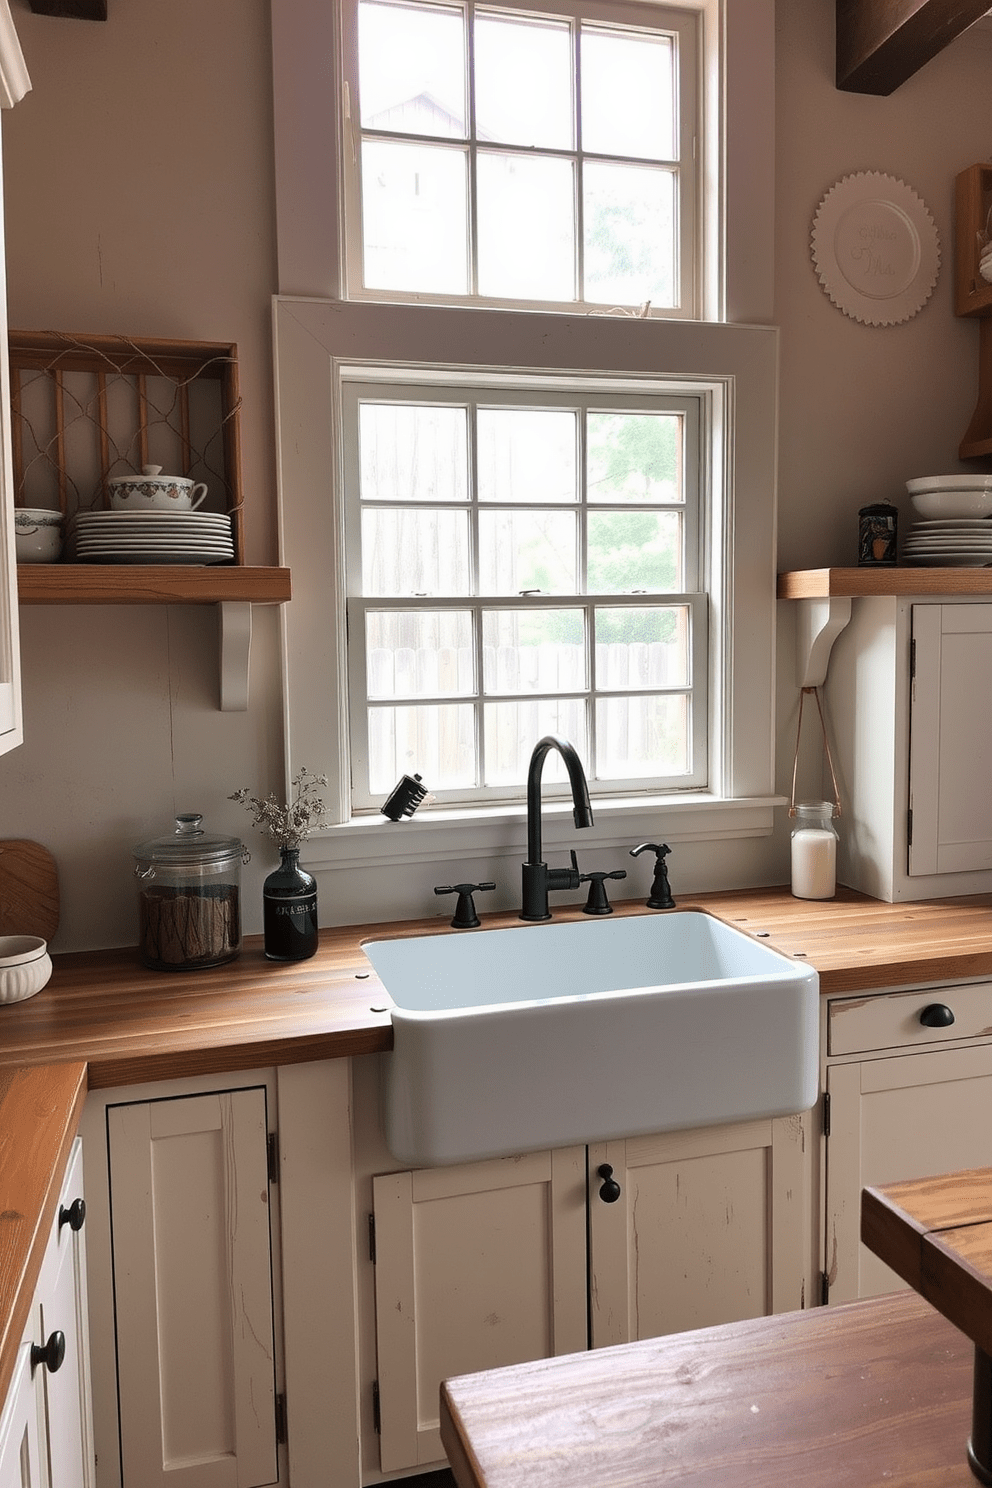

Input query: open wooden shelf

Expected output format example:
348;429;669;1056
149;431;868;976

15;564;291;606
778;567;992;600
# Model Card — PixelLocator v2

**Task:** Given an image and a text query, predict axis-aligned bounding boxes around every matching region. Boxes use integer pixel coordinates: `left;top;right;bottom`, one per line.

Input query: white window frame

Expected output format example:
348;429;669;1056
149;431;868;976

274;298;779;869
270;0;779;875
343;373;710;808
339;0;701;317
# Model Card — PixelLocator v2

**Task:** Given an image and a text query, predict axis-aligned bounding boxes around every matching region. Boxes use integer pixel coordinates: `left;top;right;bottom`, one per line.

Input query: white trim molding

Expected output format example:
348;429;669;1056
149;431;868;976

0;3;30;109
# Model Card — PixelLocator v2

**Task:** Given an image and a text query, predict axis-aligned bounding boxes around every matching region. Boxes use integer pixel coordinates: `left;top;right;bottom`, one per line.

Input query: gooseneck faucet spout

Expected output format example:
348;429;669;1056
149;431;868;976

521;735;594;921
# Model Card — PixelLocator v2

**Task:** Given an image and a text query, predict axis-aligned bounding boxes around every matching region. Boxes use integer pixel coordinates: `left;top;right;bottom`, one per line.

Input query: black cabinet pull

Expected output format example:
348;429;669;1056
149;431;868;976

919;1003;955;1028
31;1331;65;1374
59;1197;86;1232
597;1163;622;1204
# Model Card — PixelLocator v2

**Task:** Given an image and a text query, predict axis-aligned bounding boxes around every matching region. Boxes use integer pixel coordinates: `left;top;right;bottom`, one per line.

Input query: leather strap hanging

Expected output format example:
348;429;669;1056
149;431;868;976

789;686;842;818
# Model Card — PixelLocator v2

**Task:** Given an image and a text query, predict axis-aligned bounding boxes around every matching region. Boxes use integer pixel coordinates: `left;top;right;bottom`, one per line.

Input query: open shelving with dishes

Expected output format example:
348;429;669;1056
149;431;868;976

7;330;291;706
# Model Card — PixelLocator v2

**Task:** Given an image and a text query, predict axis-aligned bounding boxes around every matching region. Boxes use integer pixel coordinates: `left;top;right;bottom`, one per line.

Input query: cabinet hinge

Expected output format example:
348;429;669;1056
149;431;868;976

822;1090;831;1138
275;1392;288;1444
910;637;916;681
907;807;913;847
820;1271;830;1306
369;1212;376;1264
267;1131;279;1184
372;1380;381;1434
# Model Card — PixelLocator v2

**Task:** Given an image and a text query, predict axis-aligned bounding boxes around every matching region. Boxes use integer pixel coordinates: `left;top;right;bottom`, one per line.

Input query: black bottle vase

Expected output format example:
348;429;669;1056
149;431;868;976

263;847;318;961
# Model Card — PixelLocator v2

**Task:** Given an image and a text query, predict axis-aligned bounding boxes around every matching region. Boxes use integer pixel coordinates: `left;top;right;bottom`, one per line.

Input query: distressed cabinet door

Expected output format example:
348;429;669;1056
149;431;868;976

0;1344;44;1488
909;603;992;876
372;1147;587;1473
107;1088;278;1488
825;1044;992;1304
36;1137;94;1488
588;1116;809;1347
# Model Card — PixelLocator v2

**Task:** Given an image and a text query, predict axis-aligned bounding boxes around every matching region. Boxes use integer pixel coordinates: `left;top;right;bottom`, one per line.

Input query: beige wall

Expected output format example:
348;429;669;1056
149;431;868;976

0;0;990;949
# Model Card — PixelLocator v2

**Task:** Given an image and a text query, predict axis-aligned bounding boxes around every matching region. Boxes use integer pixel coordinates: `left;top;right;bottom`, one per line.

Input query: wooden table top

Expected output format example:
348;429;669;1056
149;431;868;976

5;885;992;1087
440;1291;978;1488
863;1168;992;1357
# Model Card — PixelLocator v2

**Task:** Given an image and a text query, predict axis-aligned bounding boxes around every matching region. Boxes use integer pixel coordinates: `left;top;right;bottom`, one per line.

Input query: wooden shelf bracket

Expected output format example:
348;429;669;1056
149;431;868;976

795;596;853;687
218;602;252;712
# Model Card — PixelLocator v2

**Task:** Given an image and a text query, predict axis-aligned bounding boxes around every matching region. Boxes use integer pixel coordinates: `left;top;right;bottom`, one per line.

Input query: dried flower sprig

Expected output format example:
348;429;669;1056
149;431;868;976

229;767;329;850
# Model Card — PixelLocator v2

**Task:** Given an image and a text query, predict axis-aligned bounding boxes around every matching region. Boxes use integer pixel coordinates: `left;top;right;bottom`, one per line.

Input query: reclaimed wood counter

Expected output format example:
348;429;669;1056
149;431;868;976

7;885;992;1087
440;1290;977;1488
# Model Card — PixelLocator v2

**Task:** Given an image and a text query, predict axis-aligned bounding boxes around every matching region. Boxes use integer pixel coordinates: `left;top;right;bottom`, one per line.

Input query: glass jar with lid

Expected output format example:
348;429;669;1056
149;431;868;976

134;813;248;971
790;800;839;900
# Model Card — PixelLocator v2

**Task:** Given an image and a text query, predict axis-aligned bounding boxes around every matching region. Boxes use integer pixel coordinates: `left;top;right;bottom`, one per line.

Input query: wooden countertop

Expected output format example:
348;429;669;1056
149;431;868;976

6;885;992;1088
0;1063;87;1415
440;1290;978;1488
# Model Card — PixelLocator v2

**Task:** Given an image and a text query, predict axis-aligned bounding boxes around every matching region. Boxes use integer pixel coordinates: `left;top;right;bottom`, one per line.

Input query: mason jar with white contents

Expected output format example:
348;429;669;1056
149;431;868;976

790;801;839;900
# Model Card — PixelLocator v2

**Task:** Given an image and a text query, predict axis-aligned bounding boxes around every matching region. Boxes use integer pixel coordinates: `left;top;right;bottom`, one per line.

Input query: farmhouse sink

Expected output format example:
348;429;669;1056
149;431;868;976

363;909;819;1167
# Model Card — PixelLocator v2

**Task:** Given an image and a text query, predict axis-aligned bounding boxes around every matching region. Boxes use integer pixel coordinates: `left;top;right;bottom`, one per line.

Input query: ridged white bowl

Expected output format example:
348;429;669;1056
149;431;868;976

909;487;992;520
0;935;52;1004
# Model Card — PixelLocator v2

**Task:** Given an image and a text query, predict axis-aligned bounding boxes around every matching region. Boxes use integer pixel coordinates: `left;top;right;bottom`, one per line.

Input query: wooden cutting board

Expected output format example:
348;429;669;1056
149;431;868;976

0;840;59;942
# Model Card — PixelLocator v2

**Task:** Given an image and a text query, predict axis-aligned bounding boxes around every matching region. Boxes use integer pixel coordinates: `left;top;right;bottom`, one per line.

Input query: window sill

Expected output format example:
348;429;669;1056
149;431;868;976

302;794;786;872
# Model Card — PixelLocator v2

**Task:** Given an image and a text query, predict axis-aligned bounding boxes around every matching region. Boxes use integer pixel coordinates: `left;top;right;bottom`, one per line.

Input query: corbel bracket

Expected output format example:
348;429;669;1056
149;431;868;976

795;596;852;688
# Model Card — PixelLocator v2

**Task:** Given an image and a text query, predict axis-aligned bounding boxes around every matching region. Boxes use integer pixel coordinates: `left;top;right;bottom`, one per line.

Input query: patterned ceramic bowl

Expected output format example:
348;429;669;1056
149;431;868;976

14;508;62;563
0;934;52;1004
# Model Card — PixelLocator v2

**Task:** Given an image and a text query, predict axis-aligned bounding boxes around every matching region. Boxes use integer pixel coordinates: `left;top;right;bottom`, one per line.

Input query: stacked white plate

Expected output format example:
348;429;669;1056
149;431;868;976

903;517;992;567
67;510;235;565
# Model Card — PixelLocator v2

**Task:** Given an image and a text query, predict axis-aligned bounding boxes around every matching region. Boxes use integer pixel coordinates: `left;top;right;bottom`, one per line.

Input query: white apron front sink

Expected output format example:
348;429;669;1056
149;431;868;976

363;909;818;1166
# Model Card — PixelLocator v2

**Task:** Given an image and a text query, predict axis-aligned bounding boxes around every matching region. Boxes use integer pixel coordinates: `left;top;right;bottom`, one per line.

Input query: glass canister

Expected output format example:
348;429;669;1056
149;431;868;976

790;801;839;901
134;813;248;971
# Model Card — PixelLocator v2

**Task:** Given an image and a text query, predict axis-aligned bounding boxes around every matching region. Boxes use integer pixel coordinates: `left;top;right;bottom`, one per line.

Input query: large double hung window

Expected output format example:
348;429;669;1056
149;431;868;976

344;377;707;809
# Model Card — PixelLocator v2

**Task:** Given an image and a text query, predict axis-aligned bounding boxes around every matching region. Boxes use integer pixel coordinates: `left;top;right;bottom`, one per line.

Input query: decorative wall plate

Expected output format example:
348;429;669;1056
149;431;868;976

810;172;940;326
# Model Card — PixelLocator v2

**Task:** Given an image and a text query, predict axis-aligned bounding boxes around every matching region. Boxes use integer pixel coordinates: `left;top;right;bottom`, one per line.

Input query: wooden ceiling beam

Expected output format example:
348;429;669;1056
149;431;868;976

26;0;106;18
837;0;990;94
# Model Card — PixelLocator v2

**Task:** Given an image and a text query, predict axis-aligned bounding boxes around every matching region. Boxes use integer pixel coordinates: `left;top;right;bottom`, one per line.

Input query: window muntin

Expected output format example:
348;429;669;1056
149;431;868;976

343;379;707;808
343;0;698;314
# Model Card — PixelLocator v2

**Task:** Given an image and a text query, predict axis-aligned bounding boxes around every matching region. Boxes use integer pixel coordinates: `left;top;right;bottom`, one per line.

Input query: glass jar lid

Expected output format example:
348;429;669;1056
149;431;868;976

133;813;245;866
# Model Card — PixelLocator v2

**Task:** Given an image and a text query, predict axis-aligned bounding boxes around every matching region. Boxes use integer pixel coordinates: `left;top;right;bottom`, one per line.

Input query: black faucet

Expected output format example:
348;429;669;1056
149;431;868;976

520;735;594;921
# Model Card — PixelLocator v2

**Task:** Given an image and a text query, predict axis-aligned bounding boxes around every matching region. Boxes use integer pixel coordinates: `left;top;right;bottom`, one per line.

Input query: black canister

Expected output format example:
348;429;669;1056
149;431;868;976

858;500;898;565
134;813;248;971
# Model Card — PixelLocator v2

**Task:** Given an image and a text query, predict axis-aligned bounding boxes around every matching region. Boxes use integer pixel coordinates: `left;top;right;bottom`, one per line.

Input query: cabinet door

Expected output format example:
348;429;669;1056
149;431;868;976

107;1088;278;1488
825;1043;992;1303
0;1344;44;1488
36;1137;94;1488
372;1147;587;1473
909;603;992;875
588;1116;808;1348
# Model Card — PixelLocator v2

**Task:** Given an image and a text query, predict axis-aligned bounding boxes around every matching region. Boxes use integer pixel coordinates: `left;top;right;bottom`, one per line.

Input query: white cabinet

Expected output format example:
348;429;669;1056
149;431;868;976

0;1136;94;1488
0;1344;45;1488
822;982;992;1304
826;596;992;900
355;1047;813;1478
371;1148;587;1472
588;1117;808;1345
82;1075;283;1488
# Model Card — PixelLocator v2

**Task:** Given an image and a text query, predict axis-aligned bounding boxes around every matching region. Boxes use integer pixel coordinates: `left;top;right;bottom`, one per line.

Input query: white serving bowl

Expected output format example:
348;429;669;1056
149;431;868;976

909;487;992;520
0;935;52;1004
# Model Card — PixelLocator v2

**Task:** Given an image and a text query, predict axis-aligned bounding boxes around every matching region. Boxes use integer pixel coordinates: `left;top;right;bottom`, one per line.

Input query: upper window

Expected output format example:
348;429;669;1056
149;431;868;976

340;0;699;314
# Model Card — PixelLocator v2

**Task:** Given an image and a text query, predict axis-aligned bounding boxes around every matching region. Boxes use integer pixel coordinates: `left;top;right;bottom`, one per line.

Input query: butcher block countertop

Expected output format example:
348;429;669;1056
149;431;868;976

440;1290;977;1488
6;885;992;1424
6;884;992;1088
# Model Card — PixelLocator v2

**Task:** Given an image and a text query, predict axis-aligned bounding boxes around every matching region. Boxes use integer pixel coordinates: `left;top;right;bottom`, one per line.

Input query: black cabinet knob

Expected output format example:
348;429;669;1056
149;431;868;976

919;1003;955;1028
597;1163;622;1203
59;1197;86;1232
31;1331;65;1374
